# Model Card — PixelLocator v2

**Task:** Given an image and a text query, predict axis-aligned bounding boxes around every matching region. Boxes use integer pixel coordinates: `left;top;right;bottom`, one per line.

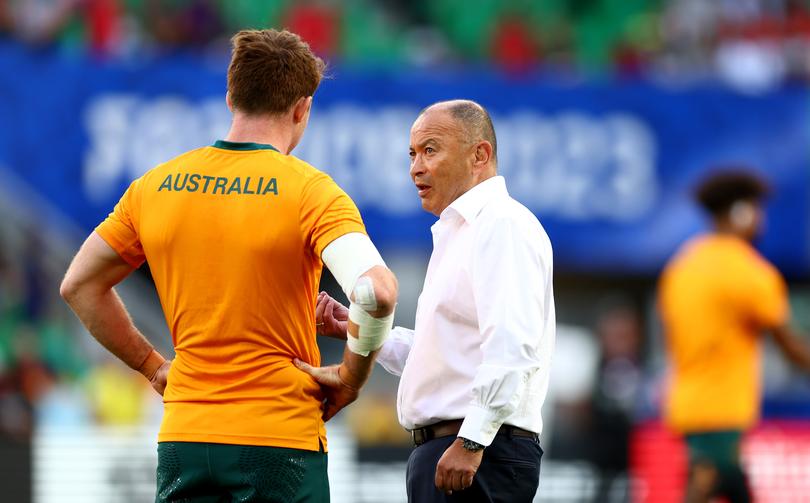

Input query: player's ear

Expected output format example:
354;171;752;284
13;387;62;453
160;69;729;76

292;96;312;124
225;92;234;113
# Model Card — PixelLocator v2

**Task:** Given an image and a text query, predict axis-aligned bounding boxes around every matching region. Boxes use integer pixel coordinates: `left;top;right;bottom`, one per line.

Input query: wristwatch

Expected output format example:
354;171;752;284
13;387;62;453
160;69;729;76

459;437;485;452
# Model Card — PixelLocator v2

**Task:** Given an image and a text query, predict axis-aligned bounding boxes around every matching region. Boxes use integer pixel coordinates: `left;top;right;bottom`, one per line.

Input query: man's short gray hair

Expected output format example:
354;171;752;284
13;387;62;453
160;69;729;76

421;100;498;162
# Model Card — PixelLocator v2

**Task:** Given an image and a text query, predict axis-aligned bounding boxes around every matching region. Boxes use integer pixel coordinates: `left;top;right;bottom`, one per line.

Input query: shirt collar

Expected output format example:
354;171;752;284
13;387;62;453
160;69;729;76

441;176;507;223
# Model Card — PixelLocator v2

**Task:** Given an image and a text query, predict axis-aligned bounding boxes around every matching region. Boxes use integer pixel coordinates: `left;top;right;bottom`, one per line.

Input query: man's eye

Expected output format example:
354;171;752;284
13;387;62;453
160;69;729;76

408;151;416;158
425;147;435;154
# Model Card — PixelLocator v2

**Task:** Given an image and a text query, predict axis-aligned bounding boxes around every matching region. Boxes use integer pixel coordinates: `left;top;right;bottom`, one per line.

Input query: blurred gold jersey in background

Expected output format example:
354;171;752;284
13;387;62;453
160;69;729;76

659;234;789;433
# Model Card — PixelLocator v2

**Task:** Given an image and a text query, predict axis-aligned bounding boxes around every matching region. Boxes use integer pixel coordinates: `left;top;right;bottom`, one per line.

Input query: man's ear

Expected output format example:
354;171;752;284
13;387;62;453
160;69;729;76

225;92;233;112
293;96;313;124
472;141;493;170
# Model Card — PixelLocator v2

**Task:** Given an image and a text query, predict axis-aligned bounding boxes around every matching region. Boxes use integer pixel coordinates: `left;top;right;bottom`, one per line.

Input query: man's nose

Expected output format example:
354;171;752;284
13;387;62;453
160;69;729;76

410;156;424;178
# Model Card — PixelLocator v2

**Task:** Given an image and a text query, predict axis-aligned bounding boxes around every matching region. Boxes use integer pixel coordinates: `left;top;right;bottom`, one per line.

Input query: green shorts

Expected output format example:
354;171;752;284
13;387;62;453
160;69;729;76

156;442;329;503
684;430;743;472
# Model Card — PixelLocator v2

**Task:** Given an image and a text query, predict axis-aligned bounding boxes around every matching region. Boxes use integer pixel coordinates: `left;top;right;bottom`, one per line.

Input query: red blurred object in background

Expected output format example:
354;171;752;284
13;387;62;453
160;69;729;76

491;17;538;72
284;3;338;57
84;0;120;55
631;421;810;503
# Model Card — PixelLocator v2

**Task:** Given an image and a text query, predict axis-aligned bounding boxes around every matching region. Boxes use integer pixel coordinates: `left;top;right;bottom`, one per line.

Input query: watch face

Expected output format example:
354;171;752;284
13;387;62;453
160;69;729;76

461;438;484;452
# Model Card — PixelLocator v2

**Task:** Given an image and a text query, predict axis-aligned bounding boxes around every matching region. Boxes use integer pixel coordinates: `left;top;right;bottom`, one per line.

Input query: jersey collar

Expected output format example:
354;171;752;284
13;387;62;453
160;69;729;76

212;140;280;152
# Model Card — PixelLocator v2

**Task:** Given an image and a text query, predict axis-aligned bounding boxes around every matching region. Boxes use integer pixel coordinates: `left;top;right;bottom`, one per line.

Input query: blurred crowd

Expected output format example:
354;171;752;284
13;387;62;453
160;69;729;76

0;0;810;87
0;224;158;443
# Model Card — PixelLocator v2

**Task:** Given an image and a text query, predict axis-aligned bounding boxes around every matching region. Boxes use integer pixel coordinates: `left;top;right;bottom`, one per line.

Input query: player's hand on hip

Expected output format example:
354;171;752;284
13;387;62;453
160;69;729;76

150;359;172;396
315;291;349;340
294;359;359;421
435;438;483;494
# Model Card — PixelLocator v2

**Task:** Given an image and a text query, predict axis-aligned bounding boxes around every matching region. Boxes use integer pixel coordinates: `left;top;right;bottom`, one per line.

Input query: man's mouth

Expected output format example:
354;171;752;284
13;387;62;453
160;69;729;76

415;183;431;197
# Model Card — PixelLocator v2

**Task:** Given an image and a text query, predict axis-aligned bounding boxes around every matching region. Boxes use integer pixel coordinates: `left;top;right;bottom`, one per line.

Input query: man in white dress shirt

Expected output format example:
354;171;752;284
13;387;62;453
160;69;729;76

298;100;555;502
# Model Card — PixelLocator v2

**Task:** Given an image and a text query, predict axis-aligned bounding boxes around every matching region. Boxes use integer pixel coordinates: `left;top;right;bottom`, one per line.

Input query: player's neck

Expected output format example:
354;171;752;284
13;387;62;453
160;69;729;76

225;113;295;154
713;221;752;243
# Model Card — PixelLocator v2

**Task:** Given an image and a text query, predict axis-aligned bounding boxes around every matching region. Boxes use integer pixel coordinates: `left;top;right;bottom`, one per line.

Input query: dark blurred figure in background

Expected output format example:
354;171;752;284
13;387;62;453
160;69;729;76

21;227;48;323
587;298;644;503
658;169;810;503
0;236;39;503
145;0;222;49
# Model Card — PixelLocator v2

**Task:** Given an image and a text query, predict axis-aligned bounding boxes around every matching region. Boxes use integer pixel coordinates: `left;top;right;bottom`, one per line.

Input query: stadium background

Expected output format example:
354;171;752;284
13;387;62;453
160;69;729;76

0;0;809;501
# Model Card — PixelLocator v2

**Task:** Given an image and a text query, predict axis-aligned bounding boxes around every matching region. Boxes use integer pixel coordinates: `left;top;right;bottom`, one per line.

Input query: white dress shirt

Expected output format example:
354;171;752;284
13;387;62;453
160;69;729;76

377;176;556;446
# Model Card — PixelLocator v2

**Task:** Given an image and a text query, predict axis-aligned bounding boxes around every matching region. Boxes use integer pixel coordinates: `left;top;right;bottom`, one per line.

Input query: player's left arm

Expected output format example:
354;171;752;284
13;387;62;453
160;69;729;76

60;232;170;394
751;265;810;373
771;324;810;373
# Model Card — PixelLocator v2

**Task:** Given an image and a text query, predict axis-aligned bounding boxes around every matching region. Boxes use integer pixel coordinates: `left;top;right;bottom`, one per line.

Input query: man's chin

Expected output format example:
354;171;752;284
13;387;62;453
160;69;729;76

420;199;439;216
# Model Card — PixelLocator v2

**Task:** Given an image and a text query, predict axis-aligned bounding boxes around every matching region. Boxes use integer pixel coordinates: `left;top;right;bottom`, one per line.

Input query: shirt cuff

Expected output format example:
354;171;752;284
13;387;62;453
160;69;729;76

374;326;413;376
458;405;502;447
375;338;403;376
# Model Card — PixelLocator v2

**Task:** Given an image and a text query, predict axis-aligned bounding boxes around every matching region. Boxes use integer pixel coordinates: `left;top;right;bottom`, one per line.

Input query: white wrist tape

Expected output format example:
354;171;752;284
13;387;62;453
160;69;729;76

347;303;394;356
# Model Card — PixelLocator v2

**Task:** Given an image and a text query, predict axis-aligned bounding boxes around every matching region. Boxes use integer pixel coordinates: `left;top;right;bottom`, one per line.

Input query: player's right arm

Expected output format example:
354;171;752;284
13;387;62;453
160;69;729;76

61;177;171;396
60;232;171;395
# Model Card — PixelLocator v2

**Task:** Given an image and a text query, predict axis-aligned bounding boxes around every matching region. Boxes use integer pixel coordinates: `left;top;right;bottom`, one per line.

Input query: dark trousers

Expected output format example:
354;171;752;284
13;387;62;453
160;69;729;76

406;433;543;503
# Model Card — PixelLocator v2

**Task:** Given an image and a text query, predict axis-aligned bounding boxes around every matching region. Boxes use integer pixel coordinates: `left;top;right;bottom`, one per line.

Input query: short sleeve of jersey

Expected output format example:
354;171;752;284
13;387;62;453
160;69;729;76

747;259;790;329
300;173;367;258
94;178;146;268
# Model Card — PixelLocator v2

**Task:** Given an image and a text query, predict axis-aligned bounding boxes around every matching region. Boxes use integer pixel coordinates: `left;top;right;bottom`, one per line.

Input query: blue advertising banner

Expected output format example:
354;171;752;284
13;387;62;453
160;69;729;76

1;42;808;276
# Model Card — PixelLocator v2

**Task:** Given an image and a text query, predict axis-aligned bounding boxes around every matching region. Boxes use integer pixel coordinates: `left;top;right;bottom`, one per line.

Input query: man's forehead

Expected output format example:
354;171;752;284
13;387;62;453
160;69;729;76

410;109;459;142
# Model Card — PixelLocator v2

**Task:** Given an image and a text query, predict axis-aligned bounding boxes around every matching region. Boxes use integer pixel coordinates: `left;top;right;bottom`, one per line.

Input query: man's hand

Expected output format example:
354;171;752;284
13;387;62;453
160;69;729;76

435;438;483;494
294;359;359;421
315;291;349;340
149;359;172;396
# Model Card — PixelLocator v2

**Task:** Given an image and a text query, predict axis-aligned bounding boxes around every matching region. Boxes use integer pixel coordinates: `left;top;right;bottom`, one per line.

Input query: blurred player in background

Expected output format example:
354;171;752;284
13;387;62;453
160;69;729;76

659;169;810;503
587;300;643;503
60;29;397;502
302;100;554;502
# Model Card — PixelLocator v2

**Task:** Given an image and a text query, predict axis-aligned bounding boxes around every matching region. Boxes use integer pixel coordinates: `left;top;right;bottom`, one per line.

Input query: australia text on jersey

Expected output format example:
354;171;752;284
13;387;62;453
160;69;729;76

157;173;279;196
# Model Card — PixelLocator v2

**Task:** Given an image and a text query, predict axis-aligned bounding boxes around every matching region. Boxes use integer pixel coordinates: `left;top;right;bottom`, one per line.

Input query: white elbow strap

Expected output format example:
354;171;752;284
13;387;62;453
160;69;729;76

347;303;394;356
322;233;386;301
